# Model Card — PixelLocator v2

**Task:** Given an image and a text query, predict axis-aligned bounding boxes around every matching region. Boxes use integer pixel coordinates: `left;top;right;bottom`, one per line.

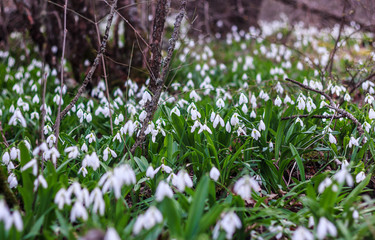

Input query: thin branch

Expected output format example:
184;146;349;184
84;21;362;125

53;0;118;129
54;0;68;153
130;0;187;154
281;114;343;120
285;78;364;137
0;121;9;148
40;72;48;142
94;11;113;135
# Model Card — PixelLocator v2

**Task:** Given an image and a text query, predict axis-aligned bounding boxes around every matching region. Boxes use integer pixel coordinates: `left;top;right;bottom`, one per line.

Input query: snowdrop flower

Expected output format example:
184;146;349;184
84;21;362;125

11;210;23;231
238;93;248;105
216;98;225;108
142;91;152;104
363;122;371;132
171;170;193;192
190;90;202;101
318;177;332;193
292;227;313;240
43;125;52;135
170;106;181;116
296;117;304;127
334;166;353;187
356;171;366;183
250;110;256;118
344;93;351;102
274;96;282;107
251;128;261;140
34;175;48;191
284;95;294;104
54;188;71;209
241;104;248;113
269;225;283;239
308;216;315;228
258;120;266;131
210;166;220;181
230;113;240;126
146;166;157;178
82;152;100;171
8;173;18;188
348;136;359;148
99;164;136;198
81;143;88;152
2;152;10;165
32;95;40;104
133;206;163;235
31;111;39;120
139;110;147;122
306;97;316;112
8;108;27;127
198;124;213;134
85;113;92;122
70;201;88;222
103;147;117;161
85;133;96;143
211;113;225;128
191;120;201;133
259;90;270;101
190;108;201;120
46;134;56;148
352;210;359;219
21;158;38;176
104;228;121;240
213;211;242;239
10;147;18;160
316;217;337;239
155;181;173;202
122;120;136;136
369;109;375;120
329;133;337;144
233;175;261;200
89;188;105;215
296;95;306;110
0;200;10;228
365;94;374;104
225;121;231;133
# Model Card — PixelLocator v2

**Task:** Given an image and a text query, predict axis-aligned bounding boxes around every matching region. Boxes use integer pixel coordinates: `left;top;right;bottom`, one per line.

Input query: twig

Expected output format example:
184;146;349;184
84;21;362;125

285;78;364;137
281;114;343;120
53;0;118;129
0;121;9;148
54;0;68;152
130;0;187;154
94;11;113;135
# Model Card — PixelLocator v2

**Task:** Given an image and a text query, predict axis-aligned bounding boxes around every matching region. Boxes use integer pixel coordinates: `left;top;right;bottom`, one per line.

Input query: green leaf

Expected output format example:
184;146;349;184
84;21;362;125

185;175;210;240
289;143;305;181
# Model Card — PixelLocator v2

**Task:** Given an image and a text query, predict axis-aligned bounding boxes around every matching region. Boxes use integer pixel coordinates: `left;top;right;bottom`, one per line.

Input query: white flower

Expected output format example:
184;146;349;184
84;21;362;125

21;158;38;176
81;143;88;152
274;96;282;107
297;95;306;111
230;113;240;126
34;175;48;191
211;113;225;128
146;166;156;178
369;109;375;119
89;187;105;215
334;166;353;187
171;106;181;116
296;117;304;127
269;225;283;239
250;110;256;118
191;121;201;133
216;98;225;108
65;146;79;159
258;120;266;131
70;201;88;222
353;210;359;219
225;121;231;133
233;175;260;200
104;228;121;240
356;171;366;183
142;91;152;104
155;181;173;202
306;97;316;112
241;104;248;113
190;108;201;120
55;188;71;209
11;210;23;231
328;133;337;144
210;167;220;181
363;122;371;132
99;164;136;199
348;136;359;148
2;152;10;165
316;217;337;239
85;133;96;143
239;93;248;105
139;110;147;122
190;90;202;101
213;211;242;240
198;124;212;134
10;147;18;160
318;177;332;193
46;134;56;148
251;128;261;140
344;93;351;102
8;173;18;188
292;227;313;240
82;152;100;171
133;206;163;235
8;108;27;127
103;147;117;161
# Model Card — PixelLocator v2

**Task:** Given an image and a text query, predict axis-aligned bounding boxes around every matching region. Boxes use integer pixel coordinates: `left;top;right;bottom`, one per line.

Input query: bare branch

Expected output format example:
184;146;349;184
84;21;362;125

54;0;68;152
0;121;9;148
53;0;118;130
281;114;343;120
130;0;187;154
